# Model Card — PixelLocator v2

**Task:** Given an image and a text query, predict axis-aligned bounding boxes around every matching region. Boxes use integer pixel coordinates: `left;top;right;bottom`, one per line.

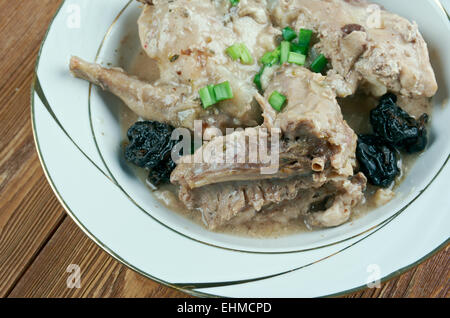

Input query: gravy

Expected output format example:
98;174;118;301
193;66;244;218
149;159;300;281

119;50;429;238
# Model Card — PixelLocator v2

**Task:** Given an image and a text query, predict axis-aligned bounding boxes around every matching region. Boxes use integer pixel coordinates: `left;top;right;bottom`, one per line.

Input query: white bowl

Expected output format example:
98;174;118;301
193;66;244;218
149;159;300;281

33;0;450;297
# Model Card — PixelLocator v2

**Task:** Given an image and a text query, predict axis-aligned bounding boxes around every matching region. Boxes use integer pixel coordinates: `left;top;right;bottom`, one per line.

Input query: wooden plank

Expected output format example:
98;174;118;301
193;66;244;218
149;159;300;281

0;0;66;296
8;218;189;298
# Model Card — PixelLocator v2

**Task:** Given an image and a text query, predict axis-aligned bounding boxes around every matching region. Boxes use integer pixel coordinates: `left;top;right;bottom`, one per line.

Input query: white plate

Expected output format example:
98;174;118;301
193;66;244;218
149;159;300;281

32;0;450;297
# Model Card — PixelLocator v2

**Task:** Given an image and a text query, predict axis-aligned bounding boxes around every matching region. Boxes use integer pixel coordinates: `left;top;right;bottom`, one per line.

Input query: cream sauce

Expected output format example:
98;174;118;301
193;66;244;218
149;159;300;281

119;51;430;238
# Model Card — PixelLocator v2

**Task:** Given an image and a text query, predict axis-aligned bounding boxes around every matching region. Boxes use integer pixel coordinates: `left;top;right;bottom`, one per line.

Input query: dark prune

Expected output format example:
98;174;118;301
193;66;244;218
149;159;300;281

356;135;400;188
147;159;177;186
370;93;429;153
125;121;177;186
379;92;397;104
405;114;429;153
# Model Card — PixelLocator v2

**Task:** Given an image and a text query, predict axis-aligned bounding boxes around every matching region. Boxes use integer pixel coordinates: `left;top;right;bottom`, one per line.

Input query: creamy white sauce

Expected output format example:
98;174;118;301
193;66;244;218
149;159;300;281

119;50;429;238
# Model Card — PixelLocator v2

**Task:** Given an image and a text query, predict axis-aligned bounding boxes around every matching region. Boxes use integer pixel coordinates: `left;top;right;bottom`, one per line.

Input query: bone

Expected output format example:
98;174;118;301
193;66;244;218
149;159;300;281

69;56;201;129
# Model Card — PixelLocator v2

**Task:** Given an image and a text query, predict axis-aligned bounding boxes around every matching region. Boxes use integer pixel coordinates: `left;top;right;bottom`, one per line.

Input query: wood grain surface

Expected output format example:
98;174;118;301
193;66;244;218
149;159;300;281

0;0;448;298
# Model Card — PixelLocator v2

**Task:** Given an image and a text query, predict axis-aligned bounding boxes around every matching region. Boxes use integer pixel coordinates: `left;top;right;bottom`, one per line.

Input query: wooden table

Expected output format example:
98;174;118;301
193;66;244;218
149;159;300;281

0;0;448;298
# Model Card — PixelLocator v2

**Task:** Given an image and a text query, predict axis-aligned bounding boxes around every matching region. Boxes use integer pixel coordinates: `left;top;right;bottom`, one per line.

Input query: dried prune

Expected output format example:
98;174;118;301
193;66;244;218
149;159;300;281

370;93;429;153
125;121;177;186
147;159;177;186
379;92;397;104
356;135;399;188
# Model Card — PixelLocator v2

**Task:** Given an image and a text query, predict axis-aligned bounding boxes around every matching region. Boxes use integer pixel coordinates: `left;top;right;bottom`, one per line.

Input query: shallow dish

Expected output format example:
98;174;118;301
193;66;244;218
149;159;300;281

33;0;450;297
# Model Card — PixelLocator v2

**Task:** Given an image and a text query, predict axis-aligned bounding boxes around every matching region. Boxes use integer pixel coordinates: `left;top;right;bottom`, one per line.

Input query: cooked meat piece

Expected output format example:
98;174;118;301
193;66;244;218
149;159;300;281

171;66;365;229
306;173;366;227
179;173;366;230
70;0;283;129
138;0;280;127
70;56;247;131
171;126;332;189
262;66;357;176
178;175;323;230
271;0;438;98
172;66;357;189
70;56;201;129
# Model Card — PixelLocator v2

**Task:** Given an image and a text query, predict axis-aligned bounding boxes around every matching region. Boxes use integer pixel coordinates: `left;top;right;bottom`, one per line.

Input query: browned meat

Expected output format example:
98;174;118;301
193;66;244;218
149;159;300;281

172;66;357;189
306;173;367;227
171;127;333;189
260;66;357;176
179;173;366;230
171;66;366;229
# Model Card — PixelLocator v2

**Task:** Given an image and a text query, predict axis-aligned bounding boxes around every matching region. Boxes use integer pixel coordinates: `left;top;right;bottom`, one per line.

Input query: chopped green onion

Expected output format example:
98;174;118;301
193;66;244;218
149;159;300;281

290;43;309;56
253;73;262;91
280;41;290;64
293;29;314;57
239;44;253;65
282;27;297;42
298;29;313;47
261;50;279;66
288;52;306;66
226;43;253;65
269;91;287;112
261;52;275;65
214;81;234;102
273;46;281;56
253;66;265;91
226;44;242;61
199;85;217;109
230;0;239;6
310;54;328;73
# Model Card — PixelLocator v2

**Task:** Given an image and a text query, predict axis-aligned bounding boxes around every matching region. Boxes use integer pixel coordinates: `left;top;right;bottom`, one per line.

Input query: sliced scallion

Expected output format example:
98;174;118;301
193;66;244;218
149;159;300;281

280;41;290;64
310;54;328;73
288;52;306;66
226;44;242;61
214;81;234;102
199;85;217;109
282;27;297;42
239;44;253;65
261;52;275;65
290;43;308;56
254;66;265;91
230;0;239;6
293;29;313;57
269;91;287;112
261;49;279;66
298;29;313;47
226;43;253;65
